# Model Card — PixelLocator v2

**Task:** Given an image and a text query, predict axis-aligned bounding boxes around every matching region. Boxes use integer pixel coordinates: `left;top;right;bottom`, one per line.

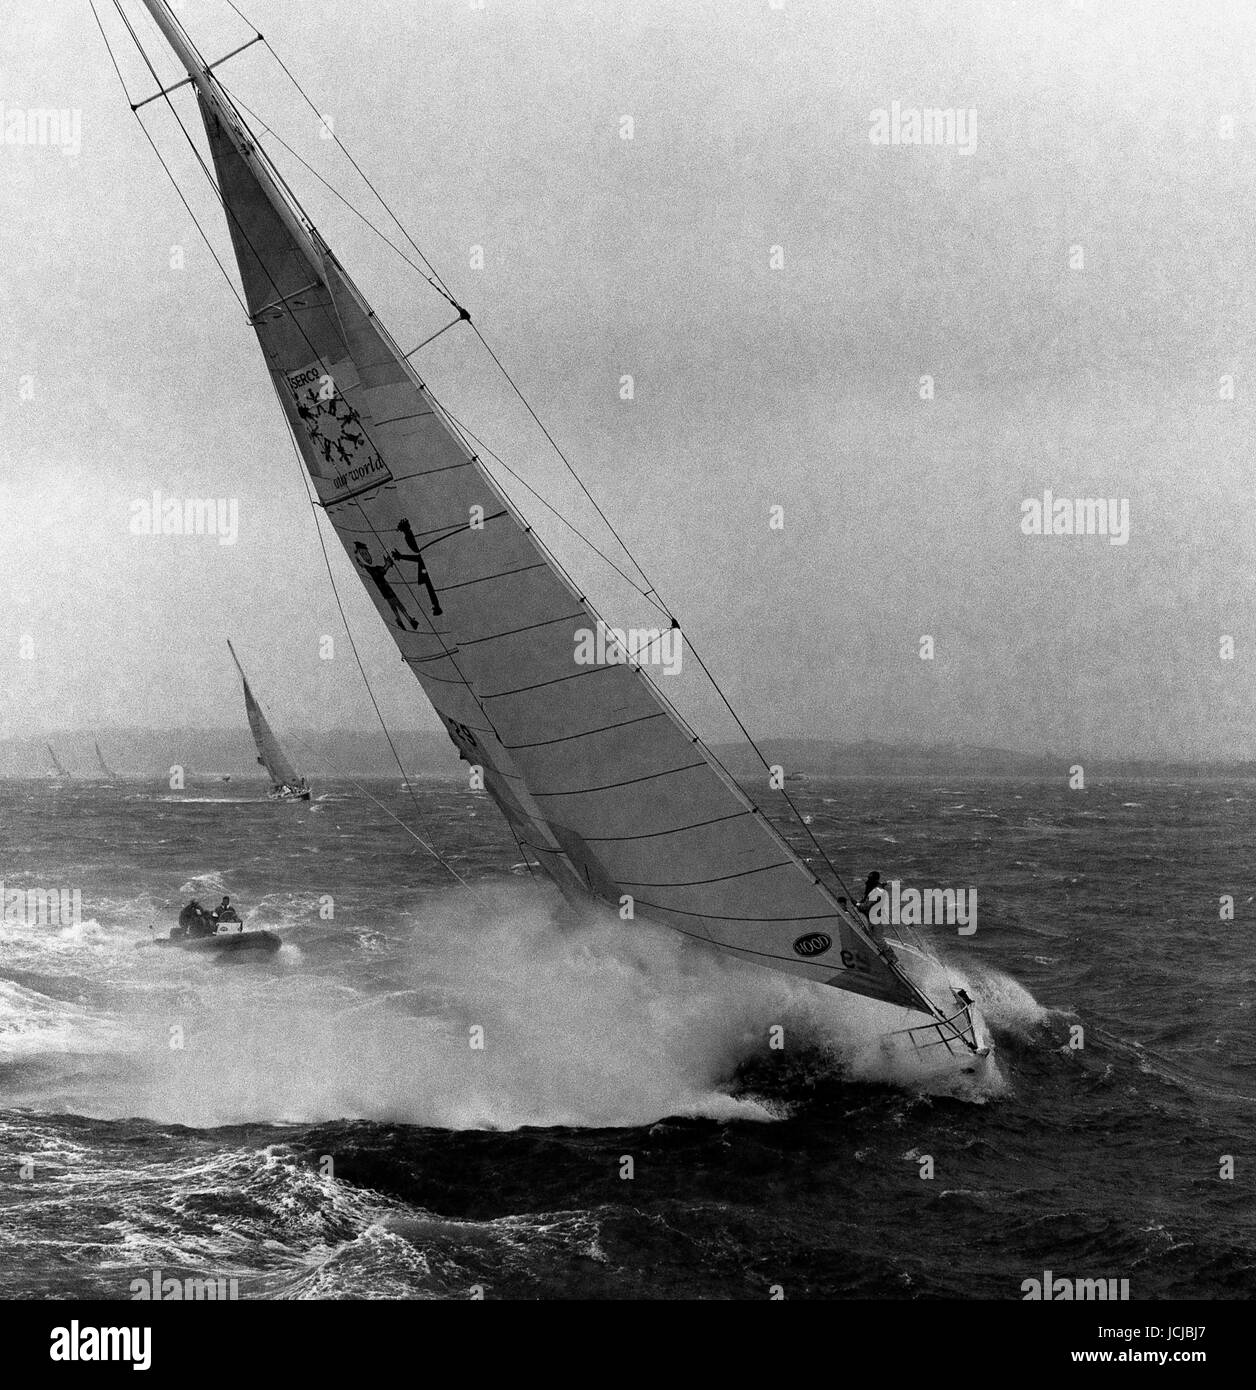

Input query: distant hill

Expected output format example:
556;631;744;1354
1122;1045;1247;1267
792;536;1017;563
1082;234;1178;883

0;728;463;780
709;738;1256;780
5;730;1252;782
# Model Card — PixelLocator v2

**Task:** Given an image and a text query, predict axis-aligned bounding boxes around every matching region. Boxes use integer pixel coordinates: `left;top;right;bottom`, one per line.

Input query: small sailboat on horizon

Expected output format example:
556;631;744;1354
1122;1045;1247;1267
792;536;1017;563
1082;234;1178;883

227;639;310;802
94;741;119;782
46;744;71;781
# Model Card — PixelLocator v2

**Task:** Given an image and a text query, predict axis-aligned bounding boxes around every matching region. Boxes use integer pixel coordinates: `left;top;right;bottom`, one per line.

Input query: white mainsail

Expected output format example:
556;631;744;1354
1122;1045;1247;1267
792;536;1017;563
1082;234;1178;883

94;741;118;781
47;744;70;779
227;639;304;793
127;1;978;1041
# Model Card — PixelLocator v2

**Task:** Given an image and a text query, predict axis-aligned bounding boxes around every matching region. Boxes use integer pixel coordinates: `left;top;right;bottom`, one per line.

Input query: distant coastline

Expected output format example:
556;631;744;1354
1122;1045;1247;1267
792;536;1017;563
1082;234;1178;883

711;738;1256;782
3;730;1254;781
0;728;462;780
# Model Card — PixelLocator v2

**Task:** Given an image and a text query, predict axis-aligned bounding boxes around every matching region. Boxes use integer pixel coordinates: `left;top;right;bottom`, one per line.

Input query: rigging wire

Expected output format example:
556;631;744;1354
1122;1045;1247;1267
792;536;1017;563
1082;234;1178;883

90;0;248;314
224;86;461;309
436;411;672;621
276;723;496;899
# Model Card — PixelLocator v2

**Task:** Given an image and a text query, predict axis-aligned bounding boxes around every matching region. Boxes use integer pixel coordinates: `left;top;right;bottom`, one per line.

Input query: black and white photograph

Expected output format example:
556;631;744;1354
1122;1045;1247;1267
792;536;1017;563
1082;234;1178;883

0;0;1250;1355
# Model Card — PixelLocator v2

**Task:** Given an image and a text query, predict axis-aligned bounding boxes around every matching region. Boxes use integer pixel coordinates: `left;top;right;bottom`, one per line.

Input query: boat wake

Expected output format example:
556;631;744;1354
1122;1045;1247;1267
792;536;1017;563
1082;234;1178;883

940;959;1051;1041
2;885;1041;1129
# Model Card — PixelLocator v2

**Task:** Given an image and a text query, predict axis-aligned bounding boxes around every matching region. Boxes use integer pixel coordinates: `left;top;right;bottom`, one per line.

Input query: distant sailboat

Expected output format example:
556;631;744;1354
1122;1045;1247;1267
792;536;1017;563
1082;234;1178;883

46;744;70;780
227;640;310;802
94;741;119;782
109;2;989;1078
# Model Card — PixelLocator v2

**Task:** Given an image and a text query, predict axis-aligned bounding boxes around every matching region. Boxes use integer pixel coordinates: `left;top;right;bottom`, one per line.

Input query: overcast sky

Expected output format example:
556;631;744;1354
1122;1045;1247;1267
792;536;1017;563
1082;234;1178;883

4;0;1256;759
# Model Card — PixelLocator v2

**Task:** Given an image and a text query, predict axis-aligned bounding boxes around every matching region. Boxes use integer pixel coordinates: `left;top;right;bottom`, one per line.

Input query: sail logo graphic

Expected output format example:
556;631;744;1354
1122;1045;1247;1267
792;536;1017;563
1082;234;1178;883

793;932;832;957
286;361;392;502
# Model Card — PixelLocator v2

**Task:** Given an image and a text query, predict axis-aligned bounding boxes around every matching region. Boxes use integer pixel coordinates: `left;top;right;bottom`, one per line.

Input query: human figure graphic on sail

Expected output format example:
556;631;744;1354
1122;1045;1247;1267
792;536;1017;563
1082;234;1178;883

353;542;421;630
390;517;444;617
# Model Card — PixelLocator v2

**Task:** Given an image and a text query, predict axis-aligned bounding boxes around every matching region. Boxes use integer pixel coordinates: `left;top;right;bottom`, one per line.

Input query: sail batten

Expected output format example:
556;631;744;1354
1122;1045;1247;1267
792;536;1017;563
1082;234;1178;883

129;8;938;1015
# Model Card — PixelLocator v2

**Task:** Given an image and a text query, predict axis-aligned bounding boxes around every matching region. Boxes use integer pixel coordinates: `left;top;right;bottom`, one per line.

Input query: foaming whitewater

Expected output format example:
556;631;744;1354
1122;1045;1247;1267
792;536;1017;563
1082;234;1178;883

950;959;1051;1040
86;888;821;1129
3;877;1032;1128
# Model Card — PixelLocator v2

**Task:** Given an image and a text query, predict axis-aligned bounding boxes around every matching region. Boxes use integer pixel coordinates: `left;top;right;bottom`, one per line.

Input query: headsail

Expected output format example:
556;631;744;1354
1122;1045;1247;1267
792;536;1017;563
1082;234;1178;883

227;639;303;793
133;0;940;1019
95;741;118;781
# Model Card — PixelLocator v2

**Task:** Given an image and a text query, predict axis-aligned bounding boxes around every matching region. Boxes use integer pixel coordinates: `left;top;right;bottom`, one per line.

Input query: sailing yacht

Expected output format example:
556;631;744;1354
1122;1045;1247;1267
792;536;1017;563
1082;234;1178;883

102;1;991;1081
94;741;119;782
227;640;310;802
46;744;71;781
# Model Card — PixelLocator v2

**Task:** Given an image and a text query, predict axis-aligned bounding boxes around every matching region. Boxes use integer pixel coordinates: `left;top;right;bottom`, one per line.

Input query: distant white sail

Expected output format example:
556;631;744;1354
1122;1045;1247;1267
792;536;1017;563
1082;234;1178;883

227;639;306;796
94;741;118;781
47;744;70;779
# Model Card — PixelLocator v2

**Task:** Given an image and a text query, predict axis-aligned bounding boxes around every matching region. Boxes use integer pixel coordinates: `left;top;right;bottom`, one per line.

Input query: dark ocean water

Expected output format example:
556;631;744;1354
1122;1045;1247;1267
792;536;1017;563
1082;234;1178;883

1;774;1253;1300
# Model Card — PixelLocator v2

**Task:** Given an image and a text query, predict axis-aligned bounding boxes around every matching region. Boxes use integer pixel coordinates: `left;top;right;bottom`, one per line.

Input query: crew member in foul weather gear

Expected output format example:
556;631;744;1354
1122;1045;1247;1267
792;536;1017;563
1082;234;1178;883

178;900;215;939
857;872;890;944
211;896;241;931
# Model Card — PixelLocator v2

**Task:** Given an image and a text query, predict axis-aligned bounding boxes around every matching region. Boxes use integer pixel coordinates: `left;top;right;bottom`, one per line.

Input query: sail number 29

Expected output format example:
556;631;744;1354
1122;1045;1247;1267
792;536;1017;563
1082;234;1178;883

444;716;479;750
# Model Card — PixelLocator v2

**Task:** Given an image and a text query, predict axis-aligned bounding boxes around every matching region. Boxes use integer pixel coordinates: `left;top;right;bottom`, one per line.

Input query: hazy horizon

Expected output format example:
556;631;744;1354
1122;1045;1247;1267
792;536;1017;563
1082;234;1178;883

11;725;1256;770
5;0;1256;760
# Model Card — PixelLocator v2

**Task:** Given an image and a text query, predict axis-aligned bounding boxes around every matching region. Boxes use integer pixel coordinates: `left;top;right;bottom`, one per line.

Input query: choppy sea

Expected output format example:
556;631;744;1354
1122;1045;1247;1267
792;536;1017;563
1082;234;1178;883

1;774;1252;1299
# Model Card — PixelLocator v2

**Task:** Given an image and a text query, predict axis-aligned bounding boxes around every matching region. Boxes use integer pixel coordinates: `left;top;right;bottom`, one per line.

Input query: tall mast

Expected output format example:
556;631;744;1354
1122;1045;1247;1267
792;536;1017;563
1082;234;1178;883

137;0;322;277
226;637;248;686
